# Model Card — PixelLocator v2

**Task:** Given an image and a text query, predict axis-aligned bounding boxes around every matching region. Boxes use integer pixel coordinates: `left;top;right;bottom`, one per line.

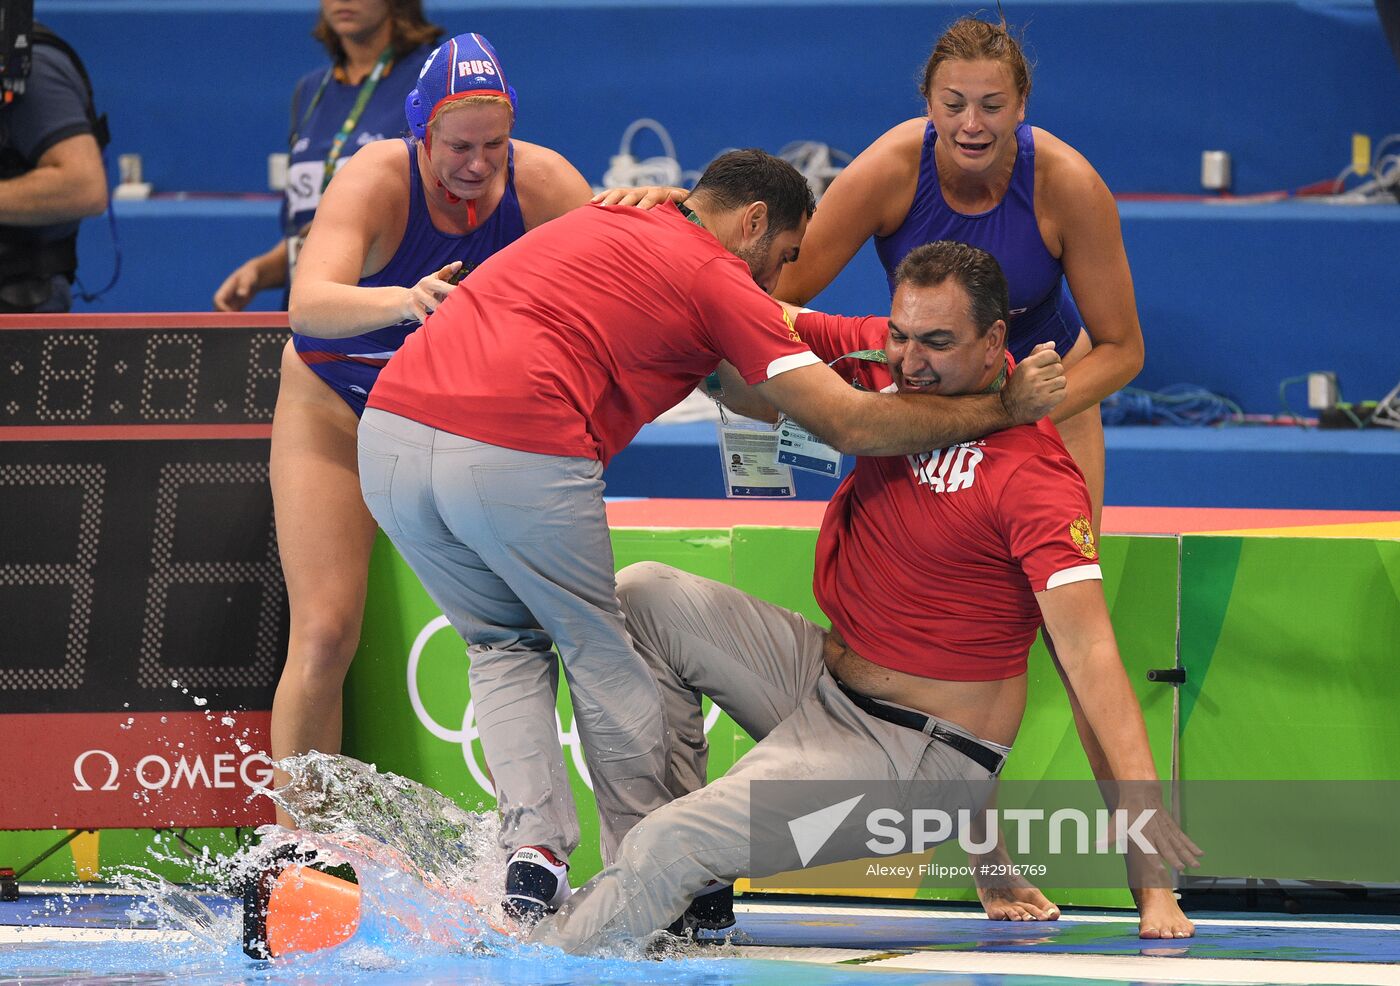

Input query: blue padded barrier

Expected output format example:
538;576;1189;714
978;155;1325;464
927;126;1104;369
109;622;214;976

75;199;1400;415
602;422;1400;509
74;199;283;313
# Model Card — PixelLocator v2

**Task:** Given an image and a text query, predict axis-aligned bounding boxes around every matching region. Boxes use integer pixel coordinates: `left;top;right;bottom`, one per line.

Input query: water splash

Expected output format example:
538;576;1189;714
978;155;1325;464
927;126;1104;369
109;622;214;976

12;754;926;983
262;752;499;891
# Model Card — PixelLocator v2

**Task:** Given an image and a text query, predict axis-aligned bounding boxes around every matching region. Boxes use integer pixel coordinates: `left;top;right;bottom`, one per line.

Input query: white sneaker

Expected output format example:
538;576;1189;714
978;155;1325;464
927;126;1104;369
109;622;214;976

504;845;571;921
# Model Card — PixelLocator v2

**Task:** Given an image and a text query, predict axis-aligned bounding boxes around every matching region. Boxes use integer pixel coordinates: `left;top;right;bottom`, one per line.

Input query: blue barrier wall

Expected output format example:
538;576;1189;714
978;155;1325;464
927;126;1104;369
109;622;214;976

38;0;1400;196
794;201;1400;412
602;422;1400;509
73;199;281;313
78;199;1400;413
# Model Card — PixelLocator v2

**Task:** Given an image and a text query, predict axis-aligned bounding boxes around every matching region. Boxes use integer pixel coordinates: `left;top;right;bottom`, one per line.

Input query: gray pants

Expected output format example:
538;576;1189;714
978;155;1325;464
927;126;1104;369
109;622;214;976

533;562;1010;954
357;410;668;863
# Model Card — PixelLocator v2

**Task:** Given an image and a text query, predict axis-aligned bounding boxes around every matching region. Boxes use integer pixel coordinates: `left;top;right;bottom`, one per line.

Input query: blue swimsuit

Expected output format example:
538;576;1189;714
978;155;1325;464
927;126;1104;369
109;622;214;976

875;123;1084;361
293;139;527;415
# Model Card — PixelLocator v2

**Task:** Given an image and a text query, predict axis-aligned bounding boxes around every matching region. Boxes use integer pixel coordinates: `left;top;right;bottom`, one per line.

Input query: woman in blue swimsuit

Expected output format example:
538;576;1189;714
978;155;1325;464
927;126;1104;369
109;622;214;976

266;32;593;825
777;16;1144;540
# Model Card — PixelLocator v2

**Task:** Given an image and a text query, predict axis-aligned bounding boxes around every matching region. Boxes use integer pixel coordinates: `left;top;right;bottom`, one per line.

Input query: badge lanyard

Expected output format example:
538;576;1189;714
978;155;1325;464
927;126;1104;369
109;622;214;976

286;47;393;271
684;202;797;498
290;46;395;196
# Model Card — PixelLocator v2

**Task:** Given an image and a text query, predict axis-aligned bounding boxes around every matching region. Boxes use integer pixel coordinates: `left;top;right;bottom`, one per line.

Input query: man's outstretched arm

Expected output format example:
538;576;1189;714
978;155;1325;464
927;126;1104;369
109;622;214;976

1037;580;1201;938
755;344;1064;457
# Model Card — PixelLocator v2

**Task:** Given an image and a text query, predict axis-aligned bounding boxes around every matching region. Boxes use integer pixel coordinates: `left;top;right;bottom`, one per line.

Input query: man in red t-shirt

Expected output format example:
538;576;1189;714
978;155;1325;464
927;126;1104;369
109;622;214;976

533;241;1198;953
357;152;1067;920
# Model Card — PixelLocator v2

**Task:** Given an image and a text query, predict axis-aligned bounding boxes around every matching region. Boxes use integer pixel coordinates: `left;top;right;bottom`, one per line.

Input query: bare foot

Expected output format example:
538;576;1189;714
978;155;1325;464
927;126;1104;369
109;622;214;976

1134;886;1194;939
972;858;1060;922
977;882;1061;921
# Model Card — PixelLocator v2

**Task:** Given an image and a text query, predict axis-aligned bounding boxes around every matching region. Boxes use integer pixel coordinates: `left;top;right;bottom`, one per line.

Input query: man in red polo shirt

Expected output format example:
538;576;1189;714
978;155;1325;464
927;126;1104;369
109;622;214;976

358;153;1066;920
533;241;1197;952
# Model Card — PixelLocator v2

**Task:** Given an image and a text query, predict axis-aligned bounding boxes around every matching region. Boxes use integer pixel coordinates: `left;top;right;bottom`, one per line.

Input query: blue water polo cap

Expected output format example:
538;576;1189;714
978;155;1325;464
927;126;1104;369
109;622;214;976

405;33;518;140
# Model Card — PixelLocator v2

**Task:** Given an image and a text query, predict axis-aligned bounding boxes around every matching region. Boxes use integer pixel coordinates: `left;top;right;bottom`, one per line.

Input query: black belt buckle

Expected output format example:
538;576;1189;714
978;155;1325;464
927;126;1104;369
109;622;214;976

836;679;1004;775
929;723;1004;775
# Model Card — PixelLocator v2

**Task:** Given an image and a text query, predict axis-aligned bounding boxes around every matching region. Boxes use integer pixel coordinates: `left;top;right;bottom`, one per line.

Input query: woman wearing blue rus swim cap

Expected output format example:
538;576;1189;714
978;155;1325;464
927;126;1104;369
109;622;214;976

776;15;1142;542
264;31;593;830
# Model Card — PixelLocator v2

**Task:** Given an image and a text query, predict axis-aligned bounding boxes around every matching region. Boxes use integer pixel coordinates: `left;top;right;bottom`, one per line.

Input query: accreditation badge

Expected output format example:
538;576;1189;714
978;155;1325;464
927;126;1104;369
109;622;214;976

717;420;795;498
776;417;842;476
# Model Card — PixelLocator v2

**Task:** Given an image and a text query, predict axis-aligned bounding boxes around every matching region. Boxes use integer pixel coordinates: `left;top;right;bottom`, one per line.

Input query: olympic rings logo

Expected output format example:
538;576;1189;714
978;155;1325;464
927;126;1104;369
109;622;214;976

407;616;722;797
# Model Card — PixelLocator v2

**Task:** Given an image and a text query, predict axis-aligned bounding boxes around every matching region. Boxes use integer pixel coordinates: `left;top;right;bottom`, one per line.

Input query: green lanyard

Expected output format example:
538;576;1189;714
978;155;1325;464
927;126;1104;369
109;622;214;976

292;47;394;195
677;202;705;228
983;361;1008;393
829;349;887;391
832;348;888;365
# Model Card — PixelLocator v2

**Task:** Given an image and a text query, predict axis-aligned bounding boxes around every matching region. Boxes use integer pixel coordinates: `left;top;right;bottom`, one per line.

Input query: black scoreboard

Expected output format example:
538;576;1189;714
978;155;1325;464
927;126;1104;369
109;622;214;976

1;316;284;426
0;314;291;716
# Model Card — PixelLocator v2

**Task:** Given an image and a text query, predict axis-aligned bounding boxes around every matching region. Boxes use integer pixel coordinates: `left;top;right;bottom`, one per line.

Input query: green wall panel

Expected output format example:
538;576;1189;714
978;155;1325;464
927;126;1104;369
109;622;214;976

0;828;245;883
1180;536;1400;781
1179;535;1400;885
343;529;747;886
731;527;825;625
611;528;735;585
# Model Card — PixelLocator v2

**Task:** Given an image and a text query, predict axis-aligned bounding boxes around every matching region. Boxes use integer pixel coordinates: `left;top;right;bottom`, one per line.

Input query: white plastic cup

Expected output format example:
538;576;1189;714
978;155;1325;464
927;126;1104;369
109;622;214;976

268;152;290;192
1201;150;1231;191
118;153;143;185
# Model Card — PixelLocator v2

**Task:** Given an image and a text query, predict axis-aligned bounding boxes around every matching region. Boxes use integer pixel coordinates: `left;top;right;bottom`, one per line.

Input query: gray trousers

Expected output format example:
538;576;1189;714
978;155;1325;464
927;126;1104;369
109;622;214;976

533;562;1010;954
357;410;668;863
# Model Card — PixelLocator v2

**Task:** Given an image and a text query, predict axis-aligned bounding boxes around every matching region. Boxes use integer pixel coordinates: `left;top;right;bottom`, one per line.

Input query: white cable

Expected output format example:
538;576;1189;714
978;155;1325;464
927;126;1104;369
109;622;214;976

1370;132;1400;168
1332;163;1358;193
1320;133;1400;204
619;118;677;163
1374;154;1400;193
777;140;852;201
599;118;693;192
1321;152;1400;204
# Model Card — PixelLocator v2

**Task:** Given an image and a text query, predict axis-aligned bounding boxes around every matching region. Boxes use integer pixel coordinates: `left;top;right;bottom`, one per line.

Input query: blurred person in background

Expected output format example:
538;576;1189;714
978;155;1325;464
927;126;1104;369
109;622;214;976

0;6;108;313
213;0;441;311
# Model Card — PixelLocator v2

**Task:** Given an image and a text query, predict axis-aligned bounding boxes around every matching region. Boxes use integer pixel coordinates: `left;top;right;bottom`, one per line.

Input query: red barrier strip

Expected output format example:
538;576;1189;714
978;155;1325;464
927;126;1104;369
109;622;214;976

0;313;289;330
0;425;273;441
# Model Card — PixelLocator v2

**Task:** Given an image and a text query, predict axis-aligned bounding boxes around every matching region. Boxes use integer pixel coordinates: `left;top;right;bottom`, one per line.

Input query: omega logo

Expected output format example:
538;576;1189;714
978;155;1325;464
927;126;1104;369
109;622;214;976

72;748;274;792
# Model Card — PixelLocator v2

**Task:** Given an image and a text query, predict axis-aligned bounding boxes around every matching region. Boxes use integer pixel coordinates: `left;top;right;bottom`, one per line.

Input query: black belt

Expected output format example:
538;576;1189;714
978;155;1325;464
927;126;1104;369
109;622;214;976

835;679;1006;774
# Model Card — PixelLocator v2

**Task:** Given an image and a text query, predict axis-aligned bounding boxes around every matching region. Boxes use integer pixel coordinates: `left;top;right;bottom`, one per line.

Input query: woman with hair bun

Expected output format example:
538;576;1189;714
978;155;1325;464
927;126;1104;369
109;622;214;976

778;15;1143;543
775;15;1190;940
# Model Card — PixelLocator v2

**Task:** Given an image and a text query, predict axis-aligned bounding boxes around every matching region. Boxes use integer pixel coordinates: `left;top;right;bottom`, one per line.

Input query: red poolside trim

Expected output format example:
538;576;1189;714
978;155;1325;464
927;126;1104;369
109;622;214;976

607;499;827;529
0;424;273;441
605;500;1400;536
0;312;289;330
